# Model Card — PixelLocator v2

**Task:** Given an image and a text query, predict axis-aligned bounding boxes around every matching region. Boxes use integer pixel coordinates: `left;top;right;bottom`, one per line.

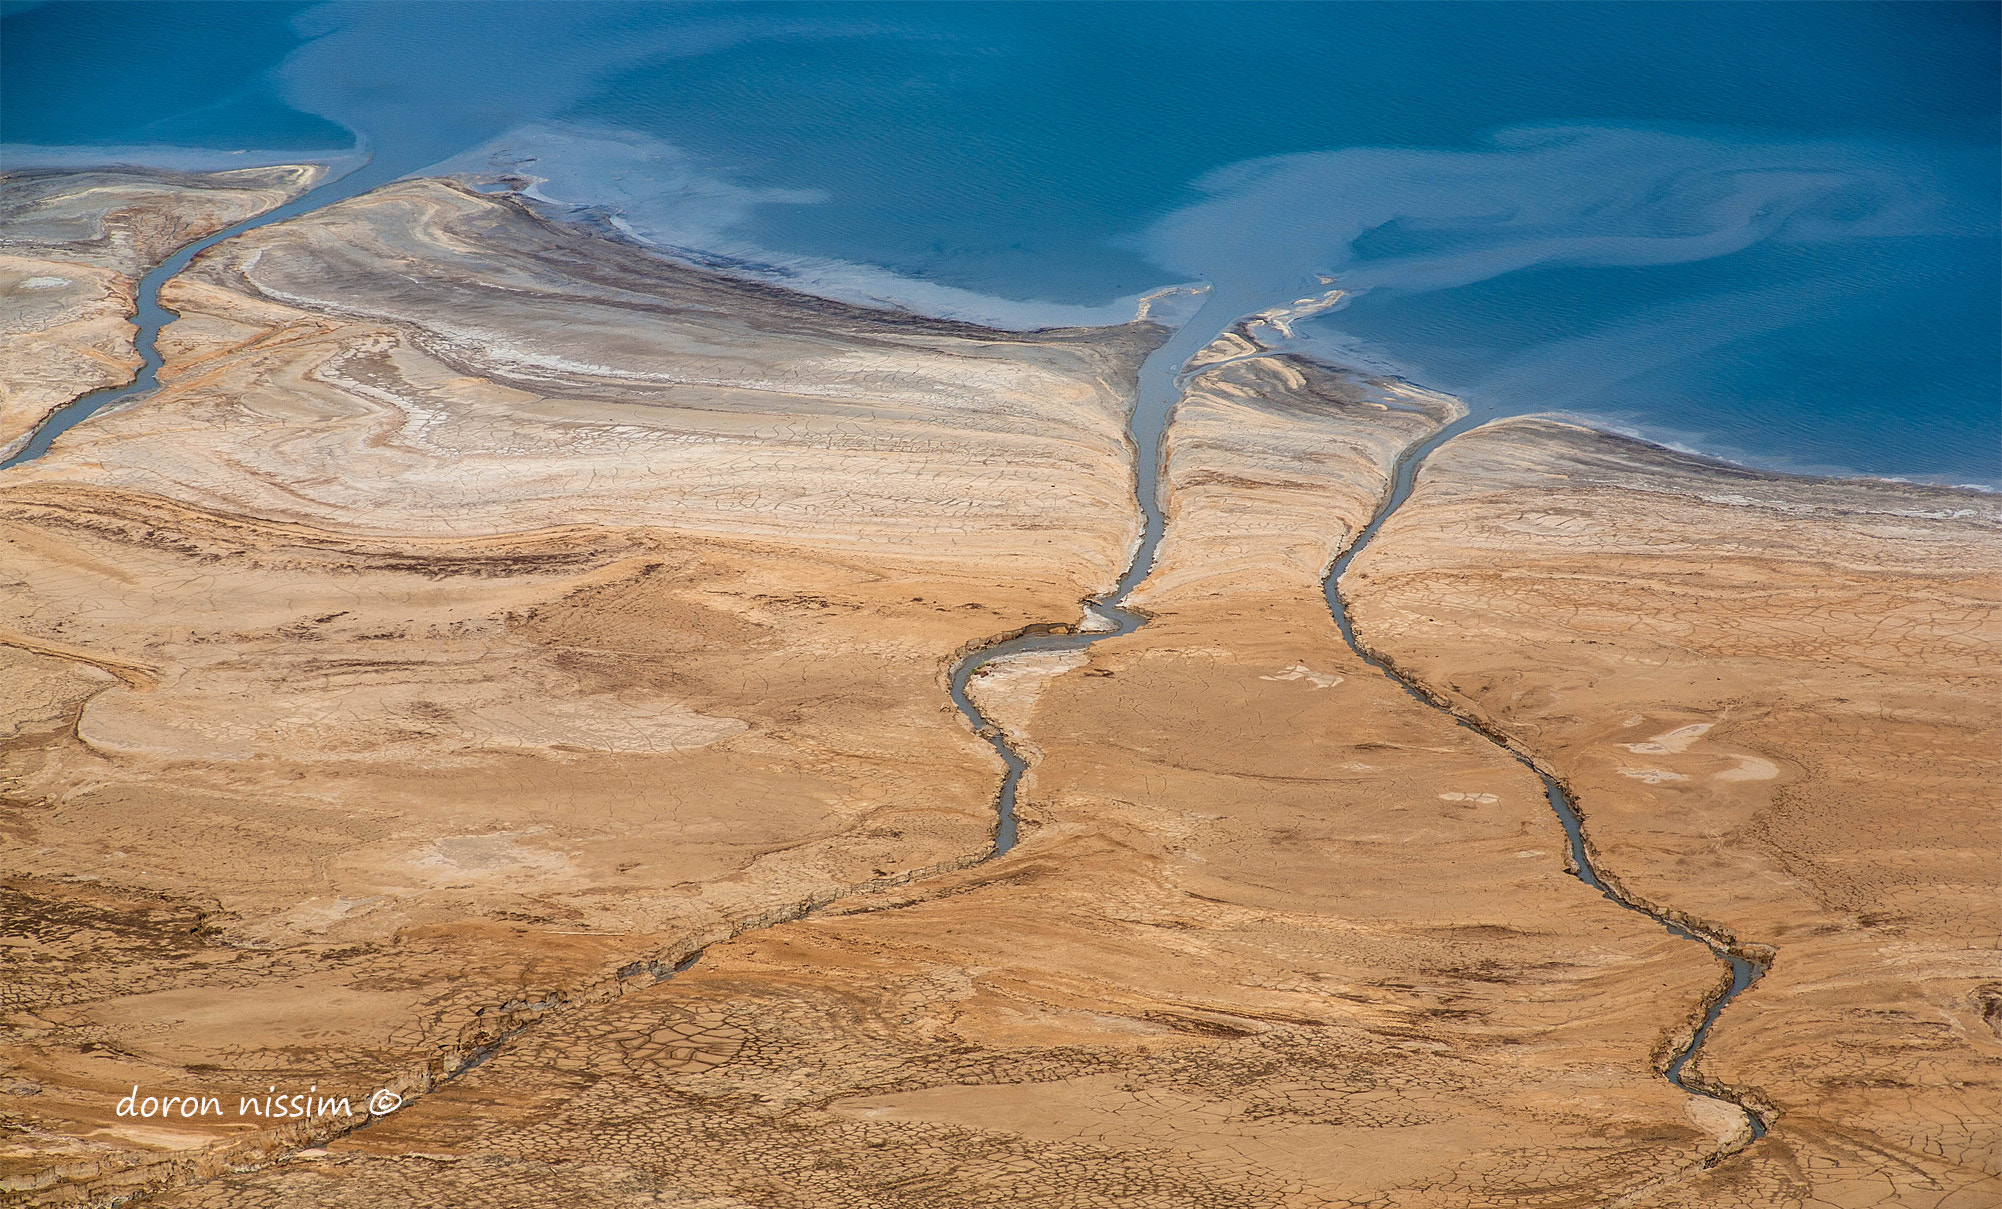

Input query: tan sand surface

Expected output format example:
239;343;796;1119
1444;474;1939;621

3;177;1994;1207
142;341;1747;1208
0;179;1154;1202
1344;417;2002;1207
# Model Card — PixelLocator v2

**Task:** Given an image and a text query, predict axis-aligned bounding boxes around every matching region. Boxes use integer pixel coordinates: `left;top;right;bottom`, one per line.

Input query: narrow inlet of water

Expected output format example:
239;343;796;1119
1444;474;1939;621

4;157;403;469
1321;411;1770;1142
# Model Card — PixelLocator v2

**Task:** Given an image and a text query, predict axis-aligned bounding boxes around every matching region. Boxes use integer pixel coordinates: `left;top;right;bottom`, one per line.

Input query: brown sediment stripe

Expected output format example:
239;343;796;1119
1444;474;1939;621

0;628;159;691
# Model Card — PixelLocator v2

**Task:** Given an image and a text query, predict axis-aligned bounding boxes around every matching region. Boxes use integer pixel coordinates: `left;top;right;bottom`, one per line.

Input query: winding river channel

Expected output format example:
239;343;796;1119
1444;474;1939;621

945;322;1772;1154
10;163;1768;1168
944;305;1221;854
1319;413;1771;1144
3;160;390;470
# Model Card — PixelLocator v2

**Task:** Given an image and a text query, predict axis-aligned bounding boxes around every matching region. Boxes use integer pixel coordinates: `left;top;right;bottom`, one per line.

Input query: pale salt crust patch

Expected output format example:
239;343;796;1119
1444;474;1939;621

1260;663;1343;688
1439;792;1500;804
20;276;71;289
972;650;1091;686
1611;721;1777;782
965;650;1092;740
1076;605;1119;634
1716;756;1779;781
1619;722;1713;754
1685;1094;1751;1145
1619;768;1689;784
411;832;574;882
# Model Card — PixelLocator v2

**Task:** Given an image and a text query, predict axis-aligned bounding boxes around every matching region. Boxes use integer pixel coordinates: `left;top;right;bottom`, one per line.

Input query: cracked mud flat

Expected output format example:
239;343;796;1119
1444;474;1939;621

1;172;1997;1207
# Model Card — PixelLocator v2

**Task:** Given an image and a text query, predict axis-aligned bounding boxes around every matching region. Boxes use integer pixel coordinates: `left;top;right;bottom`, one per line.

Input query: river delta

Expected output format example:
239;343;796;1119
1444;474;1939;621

0;159;1996;1209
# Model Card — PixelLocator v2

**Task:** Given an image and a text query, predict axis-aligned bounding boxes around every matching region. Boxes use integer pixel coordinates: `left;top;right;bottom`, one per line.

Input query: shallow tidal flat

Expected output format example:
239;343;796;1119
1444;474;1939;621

0;173;1996;1208
0;165;322;458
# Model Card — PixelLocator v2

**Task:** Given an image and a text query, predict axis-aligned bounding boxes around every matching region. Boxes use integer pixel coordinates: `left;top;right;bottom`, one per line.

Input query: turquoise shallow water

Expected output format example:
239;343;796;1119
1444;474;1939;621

5;1;1996;482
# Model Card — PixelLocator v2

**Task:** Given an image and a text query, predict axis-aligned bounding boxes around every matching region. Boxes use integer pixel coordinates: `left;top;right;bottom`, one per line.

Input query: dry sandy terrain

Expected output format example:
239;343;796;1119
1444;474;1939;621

1;178;1154;1202
134;341;1742;1208
0;165;322;457
1344;418;2002;1207
1;173;1996;1207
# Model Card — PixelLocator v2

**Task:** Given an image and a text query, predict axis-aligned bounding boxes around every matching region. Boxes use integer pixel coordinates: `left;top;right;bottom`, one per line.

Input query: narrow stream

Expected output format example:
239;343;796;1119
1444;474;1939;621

3;159;392;470
1321;411;1771;1144
941;294;1773;1155
948;322;1769;1148
946;297;1238;853
16;157;1769;1173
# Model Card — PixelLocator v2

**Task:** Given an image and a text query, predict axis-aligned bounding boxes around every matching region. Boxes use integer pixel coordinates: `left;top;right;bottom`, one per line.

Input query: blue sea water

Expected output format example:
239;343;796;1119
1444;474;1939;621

4;1;1996;482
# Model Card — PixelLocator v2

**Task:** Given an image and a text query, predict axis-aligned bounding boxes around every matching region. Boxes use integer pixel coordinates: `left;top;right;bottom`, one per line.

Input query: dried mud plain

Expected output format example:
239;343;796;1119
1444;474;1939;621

0;169;1997;1208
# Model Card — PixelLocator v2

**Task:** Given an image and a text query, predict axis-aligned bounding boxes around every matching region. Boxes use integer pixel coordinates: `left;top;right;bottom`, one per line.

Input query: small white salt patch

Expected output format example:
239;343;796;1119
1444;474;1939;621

1685;1095;1751;1145
1618;768;1689;784
1260;663;1342;688
1619;722;1713;754
1715;756;1779;782
1076;606;1118;634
